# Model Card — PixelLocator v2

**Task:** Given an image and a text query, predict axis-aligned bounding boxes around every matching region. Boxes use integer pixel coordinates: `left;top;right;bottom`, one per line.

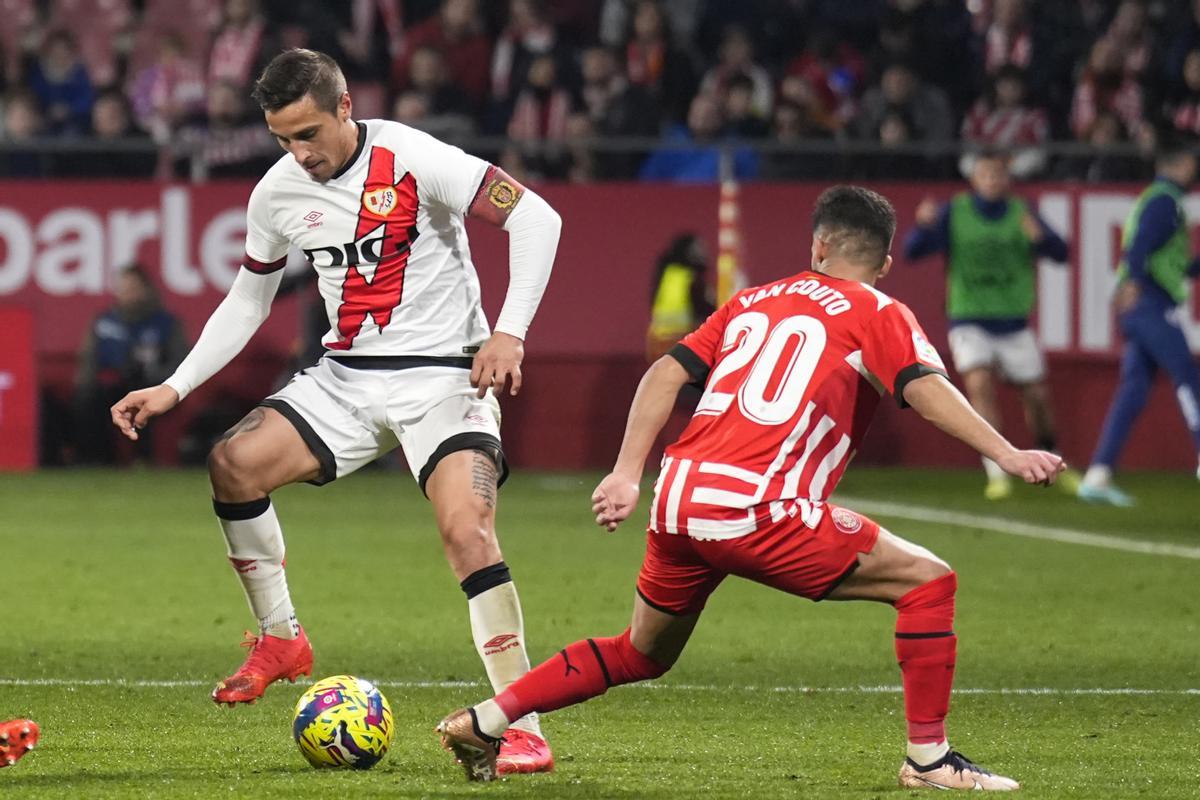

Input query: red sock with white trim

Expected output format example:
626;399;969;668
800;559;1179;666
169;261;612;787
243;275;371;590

894;572;957;765
472;628;667;739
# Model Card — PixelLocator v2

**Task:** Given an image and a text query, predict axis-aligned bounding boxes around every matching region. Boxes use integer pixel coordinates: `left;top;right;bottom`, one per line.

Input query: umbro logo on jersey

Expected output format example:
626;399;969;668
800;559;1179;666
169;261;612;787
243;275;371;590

303;210;323;228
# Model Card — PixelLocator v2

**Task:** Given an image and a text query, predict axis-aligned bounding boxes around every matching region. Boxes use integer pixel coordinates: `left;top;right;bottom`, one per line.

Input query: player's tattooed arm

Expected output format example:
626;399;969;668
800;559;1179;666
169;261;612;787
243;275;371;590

470;450;499;509
467;166;525;227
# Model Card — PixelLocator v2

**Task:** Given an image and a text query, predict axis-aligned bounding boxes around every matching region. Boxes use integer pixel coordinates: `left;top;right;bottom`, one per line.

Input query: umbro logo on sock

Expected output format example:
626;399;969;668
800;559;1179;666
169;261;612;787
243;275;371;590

482;634;520;655
228;558;257;574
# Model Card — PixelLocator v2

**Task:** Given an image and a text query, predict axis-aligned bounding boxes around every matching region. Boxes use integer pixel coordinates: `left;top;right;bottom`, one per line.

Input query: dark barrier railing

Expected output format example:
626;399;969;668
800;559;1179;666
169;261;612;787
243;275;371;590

0;135;1153;182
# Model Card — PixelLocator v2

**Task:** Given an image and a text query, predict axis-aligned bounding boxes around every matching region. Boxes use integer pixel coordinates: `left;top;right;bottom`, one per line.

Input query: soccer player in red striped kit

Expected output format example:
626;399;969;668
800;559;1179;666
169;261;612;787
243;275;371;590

437;186;1063;790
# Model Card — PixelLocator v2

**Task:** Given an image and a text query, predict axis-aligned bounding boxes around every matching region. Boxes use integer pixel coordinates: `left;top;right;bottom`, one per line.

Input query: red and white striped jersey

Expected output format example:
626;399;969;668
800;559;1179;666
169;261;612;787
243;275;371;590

653;270;947;540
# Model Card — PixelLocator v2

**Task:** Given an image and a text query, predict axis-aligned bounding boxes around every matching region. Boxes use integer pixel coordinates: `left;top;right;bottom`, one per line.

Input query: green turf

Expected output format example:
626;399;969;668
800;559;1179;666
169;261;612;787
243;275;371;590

1;468;1197;798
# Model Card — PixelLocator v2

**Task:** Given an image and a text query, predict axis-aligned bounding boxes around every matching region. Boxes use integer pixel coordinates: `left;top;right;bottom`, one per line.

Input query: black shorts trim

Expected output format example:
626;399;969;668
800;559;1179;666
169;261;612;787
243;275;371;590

816;559;861;601
259;398;337;486
329;355;474;370
892;364;949;408
668;343;711;386
418;431;509;497
635;587;692;617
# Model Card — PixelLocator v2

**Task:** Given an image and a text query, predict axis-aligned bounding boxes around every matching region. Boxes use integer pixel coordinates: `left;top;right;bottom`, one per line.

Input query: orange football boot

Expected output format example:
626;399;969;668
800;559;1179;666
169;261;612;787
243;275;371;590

497;727;554;775
212;627;313;706
0;719;39;767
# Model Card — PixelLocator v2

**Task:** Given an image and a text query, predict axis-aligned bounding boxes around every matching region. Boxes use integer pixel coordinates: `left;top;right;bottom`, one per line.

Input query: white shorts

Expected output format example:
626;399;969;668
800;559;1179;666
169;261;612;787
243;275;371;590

261;356;505;492
946;324;1045;384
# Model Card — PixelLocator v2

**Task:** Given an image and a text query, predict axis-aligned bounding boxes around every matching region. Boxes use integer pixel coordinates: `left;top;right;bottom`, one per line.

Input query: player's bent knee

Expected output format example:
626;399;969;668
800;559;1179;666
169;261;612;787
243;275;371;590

914;555;953;585
208;439;270;497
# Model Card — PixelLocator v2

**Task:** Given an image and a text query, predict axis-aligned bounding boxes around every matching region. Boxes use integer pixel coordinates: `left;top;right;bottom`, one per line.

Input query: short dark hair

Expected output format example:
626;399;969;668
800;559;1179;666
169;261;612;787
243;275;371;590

811;186;897;270
251;48;346;114
1155;129;1196;168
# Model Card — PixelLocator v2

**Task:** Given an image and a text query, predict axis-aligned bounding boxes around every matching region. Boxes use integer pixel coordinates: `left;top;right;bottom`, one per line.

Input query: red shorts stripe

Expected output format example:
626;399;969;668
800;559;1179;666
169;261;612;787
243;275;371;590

635;504;880;615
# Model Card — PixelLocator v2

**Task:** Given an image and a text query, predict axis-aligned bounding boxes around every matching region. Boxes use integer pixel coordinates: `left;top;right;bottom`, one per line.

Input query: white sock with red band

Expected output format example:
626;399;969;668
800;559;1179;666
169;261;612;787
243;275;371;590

214;497;299;640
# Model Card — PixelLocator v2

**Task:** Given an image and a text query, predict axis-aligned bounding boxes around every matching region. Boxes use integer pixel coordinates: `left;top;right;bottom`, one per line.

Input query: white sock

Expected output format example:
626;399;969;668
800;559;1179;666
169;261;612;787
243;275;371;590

907;739;950;767
467;579;540;736
215;498;298;640
473;698;511;740
982;457;1006;482
1082;464;1112;488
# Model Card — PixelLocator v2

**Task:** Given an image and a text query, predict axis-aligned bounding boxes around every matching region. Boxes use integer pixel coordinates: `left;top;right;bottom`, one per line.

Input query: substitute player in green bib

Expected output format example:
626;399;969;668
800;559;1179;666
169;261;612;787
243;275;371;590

905;151;1077;499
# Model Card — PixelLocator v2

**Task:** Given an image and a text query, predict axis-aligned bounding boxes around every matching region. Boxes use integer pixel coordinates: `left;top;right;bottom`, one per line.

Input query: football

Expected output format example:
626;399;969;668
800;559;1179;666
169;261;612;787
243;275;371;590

292;675;394;769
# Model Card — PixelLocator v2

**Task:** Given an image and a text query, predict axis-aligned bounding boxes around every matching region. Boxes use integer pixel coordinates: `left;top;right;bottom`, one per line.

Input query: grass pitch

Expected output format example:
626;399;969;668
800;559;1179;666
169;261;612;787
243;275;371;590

1;467;1197;798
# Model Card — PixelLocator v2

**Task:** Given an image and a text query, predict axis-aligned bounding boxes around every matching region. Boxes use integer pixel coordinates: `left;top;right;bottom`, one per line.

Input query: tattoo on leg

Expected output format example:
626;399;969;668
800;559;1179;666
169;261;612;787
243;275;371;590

219;408;266;442
470;450;498;509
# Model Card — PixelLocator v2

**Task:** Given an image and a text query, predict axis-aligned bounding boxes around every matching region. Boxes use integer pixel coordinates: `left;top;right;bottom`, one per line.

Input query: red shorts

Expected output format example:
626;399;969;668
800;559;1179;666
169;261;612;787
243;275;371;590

635;504;881;615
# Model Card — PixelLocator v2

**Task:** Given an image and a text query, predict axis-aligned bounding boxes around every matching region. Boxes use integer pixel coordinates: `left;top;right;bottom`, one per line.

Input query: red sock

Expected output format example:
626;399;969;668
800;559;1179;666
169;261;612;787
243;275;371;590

894;572;957;744
494;628;667;722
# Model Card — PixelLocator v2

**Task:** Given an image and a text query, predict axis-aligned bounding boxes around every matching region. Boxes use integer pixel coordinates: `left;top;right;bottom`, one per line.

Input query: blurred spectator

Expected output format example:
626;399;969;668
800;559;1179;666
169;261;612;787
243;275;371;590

1102;0;1153;78
599;0;702;50
0;89;44;177
175;79;275;177
783;31;865;131
622;0;698;124
26;30;95;135
759;100;836;182
1164;0;1200;92
776;74;840;137
563;111;596;183
73;264;187;465
338;0;404;81
853;61;953;142
720;73;768;139
129;32;207;142
858;107;933;180
507;53;575;179
639;92;757;182
208;0;278;92
63;88;155;178
1057;111;1150;183
646;232;713;362
577;43;657;178
402;45;476;130
960;66;1049;179
698;25;772;120
491;0;561;128
1169;50;1200;137
981;0;1034;75
1070;37;1144;141
391;0;492;111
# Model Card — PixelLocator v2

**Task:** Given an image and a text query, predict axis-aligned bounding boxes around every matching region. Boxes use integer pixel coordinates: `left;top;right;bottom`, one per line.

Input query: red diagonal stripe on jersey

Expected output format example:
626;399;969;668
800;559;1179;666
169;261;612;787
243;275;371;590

328;146;420;351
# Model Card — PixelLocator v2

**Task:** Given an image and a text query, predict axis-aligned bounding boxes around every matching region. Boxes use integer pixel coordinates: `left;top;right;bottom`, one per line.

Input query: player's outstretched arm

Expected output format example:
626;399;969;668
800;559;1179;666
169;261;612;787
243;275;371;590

902;372;1065;485
592;356;692;531
110;267;283;439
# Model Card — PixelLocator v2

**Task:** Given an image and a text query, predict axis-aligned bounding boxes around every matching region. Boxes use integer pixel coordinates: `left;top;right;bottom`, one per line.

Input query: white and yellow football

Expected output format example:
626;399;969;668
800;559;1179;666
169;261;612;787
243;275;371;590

292;675;394;769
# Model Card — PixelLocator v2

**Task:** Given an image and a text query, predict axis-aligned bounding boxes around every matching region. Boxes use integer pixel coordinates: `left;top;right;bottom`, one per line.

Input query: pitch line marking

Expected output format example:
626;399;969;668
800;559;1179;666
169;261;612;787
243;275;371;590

833;495;1200;560
0;678;1195;696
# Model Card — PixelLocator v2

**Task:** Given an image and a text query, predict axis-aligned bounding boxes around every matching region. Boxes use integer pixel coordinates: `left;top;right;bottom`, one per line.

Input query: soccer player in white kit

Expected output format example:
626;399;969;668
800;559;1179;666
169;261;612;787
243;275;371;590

110;49;560;773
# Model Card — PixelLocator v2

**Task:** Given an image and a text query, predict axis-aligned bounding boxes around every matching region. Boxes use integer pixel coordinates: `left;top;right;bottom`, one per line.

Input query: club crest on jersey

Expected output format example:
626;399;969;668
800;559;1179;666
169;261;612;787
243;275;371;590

831;507;863;534
363;186;399;217
912;331;945;369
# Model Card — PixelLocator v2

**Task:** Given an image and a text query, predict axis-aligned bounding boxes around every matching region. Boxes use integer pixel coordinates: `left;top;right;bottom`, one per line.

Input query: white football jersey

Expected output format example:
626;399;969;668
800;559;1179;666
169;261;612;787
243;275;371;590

244;119;492;357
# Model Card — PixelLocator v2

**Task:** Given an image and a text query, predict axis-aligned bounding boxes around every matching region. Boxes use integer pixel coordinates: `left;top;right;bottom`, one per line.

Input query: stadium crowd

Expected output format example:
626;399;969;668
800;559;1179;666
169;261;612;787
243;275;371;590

2;0;1200;181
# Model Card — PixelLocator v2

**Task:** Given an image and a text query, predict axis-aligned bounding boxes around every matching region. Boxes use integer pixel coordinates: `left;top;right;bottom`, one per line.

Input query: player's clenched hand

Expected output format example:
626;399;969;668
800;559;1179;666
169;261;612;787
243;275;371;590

591;472;640;532
471;332;525;398
996;449;1065;486
110;385;180;441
